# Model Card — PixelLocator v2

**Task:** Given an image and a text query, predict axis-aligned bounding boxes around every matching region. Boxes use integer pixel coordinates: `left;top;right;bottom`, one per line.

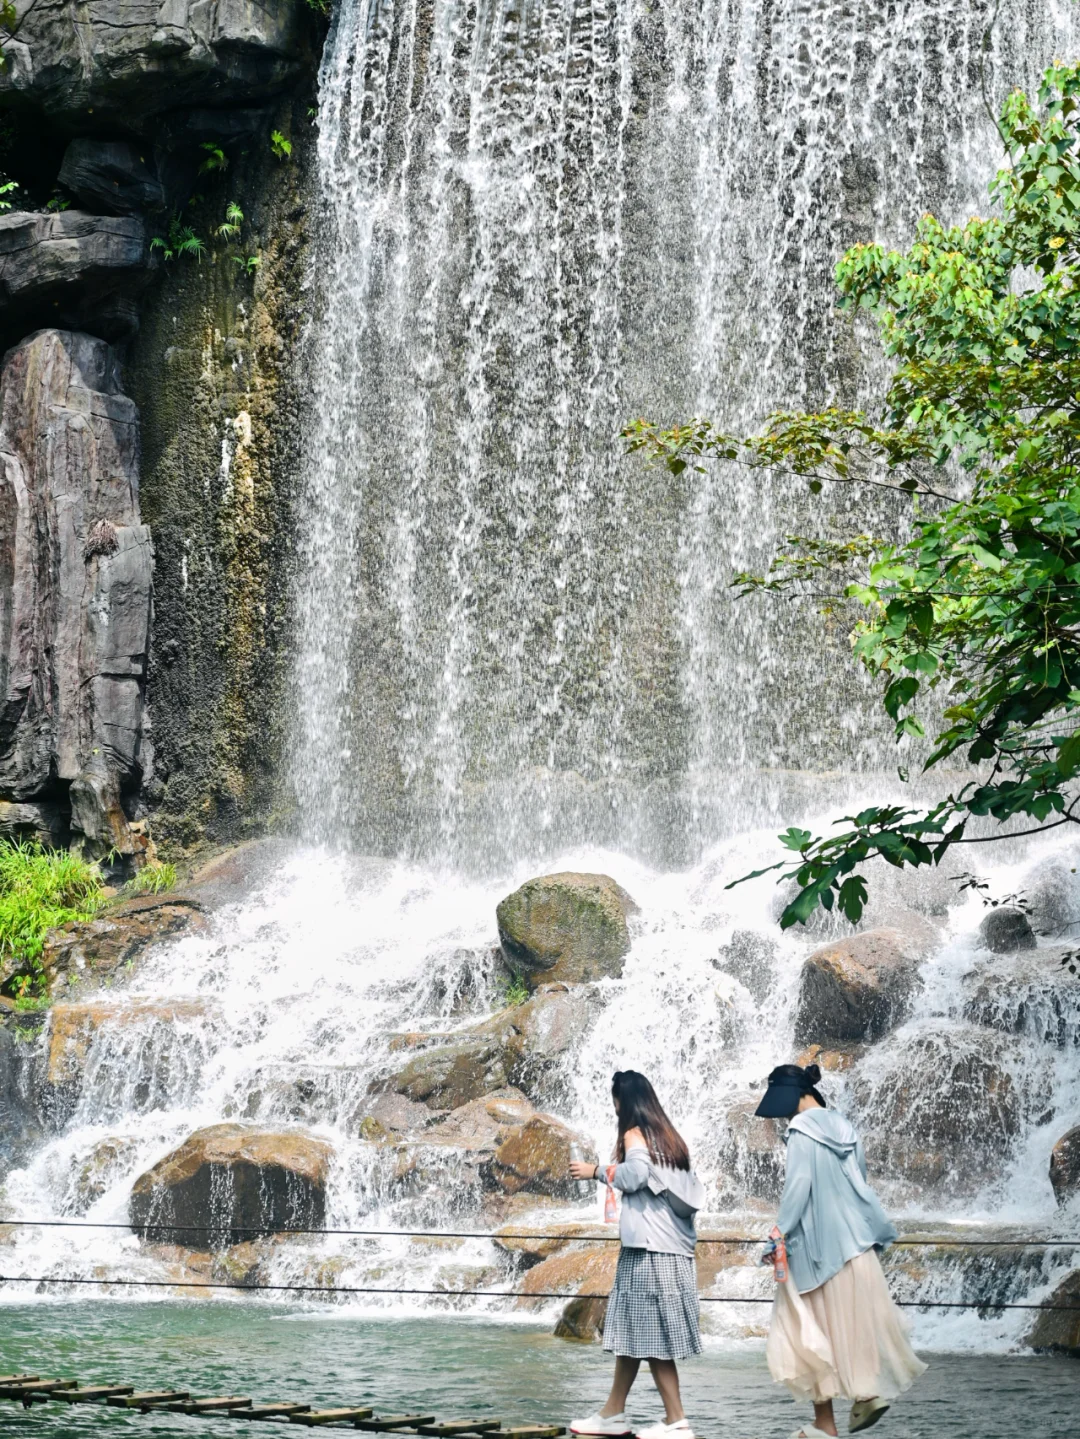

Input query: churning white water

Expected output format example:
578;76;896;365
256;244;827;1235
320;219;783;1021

4;0;1080;1362
4;825;1080;1351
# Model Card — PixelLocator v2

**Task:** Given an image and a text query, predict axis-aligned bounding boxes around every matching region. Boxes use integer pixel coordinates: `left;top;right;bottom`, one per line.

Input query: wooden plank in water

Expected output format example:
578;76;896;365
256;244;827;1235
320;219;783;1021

167;1396;254;1414
502;1427;566;1437
237;1403;313;1419
107;1390;190;1408
354;1415;436;1431
416;1423;502;1436
0;1376;39;1384
290;1409;375;1426
56;1387;136;1403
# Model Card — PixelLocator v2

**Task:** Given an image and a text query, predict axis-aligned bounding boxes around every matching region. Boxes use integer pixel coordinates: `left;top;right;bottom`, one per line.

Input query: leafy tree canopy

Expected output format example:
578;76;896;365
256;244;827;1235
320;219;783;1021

626;60;1080;929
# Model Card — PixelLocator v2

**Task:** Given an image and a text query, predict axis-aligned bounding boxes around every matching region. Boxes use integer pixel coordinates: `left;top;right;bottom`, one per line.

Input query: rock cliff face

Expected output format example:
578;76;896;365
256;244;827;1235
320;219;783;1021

0;1;313;127
0;0;321;855
0;328;151;853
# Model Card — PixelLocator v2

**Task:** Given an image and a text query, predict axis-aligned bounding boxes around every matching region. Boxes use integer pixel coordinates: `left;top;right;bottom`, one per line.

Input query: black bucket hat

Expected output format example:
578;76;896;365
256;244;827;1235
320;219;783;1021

753;1063;822;1119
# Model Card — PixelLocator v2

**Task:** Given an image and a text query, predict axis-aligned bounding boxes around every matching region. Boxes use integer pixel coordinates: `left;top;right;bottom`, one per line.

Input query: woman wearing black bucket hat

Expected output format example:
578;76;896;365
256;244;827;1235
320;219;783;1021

755;1063;925;1439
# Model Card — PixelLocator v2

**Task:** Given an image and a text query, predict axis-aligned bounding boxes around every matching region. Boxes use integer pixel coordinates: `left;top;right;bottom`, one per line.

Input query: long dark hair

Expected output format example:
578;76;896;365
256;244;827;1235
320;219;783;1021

612;1071;690;1171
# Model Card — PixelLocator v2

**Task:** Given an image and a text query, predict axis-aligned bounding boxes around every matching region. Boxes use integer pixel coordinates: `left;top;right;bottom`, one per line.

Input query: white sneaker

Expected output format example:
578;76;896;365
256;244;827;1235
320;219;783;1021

570;1415;633;1436
636;1421;694;1439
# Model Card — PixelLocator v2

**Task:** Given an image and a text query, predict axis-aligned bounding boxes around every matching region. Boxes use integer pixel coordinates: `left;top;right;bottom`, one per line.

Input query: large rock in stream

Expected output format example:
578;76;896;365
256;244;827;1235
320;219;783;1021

794;926;930;1046
1026;1270;1080;1354
485;1113;596;1199
496;872;637;987
34;893;207;998
129;1123;332;1243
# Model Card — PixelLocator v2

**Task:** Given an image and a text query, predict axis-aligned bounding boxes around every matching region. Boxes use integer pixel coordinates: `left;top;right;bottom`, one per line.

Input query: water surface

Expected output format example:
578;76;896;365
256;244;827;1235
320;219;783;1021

2;1307;1076;1439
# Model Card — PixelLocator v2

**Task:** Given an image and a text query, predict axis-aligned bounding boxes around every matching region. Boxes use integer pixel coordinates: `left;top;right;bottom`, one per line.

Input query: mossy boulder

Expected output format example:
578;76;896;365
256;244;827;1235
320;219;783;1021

496;873;637;988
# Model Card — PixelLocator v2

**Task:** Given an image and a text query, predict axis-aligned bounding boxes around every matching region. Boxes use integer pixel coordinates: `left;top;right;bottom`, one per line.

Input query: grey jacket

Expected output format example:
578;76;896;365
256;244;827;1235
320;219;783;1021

776;1108;898;1293
599;1144;706;1257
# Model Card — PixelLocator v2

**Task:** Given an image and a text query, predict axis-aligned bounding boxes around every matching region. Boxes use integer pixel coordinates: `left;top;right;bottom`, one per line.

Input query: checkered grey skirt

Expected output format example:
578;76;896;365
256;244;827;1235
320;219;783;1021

602;1247;702;1360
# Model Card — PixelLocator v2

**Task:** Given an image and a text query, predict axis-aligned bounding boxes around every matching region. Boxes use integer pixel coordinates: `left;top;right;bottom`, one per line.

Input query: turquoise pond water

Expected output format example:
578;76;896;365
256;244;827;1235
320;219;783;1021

0;1307;1076;1439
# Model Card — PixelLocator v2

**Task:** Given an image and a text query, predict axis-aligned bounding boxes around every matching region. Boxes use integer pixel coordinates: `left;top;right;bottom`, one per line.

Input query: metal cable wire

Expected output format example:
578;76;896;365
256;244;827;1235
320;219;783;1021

2;1219;1077;1246
0;1272;1077;1310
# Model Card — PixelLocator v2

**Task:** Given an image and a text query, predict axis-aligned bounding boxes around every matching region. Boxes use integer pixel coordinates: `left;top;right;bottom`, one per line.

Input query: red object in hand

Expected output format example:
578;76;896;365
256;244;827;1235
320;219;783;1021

769;1225;788;1284
604;1165;618;1224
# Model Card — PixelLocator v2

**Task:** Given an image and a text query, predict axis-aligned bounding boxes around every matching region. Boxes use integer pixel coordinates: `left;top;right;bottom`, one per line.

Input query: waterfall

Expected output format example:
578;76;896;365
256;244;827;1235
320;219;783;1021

291;0;1071;869
3;0;1079;1359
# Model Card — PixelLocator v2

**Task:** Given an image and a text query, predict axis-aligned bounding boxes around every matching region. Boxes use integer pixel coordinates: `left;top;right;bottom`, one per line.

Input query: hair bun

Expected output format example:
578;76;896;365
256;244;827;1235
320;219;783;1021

803;1062;822;1085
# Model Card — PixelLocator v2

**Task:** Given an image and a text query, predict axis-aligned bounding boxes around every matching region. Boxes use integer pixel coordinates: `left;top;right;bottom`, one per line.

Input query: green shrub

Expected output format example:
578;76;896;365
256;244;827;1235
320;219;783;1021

0;842;105;984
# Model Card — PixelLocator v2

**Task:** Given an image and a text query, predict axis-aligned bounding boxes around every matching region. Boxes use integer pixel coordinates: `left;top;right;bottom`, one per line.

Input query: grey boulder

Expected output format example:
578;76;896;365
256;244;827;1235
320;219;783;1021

1050;1126;1080;1205
978;906;1037;954
380;1038;514;1111
0;211;151;338
58;141;165;217
496;871;637;988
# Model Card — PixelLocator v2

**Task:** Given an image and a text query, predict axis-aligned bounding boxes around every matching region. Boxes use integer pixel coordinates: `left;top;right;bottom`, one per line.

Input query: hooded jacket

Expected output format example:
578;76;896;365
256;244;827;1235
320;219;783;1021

775;1108;897;1293
600;1145;706;1256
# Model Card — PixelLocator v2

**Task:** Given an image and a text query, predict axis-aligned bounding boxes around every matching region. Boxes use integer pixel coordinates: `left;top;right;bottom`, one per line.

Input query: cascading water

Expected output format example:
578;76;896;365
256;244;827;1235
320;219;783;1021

3;0;1080;1368
292;0;1072;866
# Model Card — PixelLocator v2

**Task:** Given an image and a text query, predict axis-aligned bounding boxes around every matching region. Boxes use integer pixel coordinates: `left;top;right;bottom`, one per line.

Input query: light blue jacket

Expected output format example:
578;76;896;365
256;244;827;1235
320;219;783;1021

599;1145;706;1257
776;1108;897;1293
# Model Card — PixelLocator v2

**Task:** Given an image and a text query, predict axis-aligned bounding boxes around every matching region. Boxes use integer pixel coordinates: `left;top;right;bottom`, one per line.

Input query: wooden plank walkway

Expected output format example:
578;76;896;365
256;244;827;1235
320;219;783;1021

0;1374;565;1435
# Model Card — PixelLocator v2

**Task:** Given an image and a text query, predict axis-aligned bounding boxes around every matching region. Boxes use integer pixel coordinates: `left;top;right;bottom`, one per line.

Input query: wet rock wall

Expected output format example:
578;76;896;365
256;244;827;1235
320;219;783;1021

0;0;323;857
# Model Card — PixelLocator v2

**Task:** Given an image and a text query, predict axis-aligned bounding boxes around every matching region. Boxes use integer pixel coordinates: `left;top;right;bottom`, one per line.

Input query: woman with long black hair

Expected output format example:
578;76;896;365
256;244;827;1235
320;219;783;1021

568;1071;705;1439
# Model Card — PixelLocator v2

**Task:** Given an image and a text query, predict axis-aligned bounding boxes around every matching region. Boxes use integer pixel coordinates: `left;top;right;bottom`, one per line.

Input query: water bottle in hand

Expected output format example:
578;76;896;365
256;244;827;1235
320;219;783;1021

569;1141;591;1198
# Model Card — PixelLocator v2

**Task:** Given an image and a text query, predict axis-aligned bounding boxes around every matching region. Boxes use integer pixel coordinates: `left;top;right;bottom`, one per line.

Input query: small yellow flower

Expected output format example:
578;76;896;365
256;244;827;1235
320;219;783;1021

1049;236;1066;249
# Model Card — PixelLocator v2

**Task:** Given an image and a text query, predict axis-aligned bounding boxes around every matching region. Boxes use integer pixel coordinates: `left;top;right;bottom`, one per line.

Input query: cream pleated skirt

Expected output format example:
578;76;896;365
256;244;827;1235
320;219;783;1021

766;1248;927;1404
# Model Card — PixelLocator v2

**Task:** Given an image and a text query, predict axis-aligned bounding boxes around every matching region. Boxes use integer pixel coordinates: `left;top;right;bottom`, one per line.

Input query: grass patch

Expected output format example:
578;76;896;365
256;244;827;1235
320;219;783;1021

0;842;105;996
124;861;177;897
501;973;529;1008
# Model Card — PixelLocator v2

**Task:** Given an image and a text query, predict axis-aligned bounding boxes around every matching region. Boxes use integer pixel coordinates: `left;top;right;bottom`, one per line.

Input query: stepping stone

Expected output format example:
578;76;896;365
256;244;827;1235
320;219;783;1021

238;1403;313;1419
107;1391;190;1408
417;1424;502;1436
0;1380;77;1397
56;1387;135;1403
354;1417;437;1431
168;1396;253;1413
291;1409;376;1427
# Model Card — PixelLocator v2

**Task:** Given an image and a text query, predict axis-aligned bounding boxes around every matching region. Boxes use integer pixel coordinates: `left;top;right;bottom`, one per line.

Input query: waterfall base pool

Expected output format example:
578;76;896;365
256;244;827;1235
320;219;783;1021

1;1307;1075;1439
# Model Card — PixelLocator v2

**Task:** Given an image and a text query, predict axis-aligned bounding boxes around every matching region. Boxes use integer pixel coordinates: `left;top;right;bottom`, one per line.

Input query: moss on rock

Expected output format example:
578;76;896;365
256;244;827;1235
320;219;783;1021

128;95;315;851
496;872;637;987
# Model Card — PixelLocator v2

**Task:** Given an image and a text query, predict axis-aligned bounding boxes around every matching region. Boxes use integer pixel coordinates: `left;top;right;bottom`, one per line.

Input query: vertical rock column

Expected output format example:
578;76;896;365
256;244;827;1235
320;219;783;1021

0;328;152;857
